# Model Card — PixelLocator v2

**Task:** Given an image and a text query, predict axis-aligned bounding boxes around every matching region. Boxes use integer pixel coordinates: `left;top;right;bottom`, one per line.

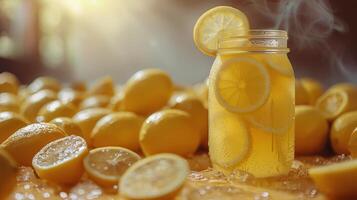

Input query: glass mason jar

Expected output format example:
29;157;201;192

208;30;295;177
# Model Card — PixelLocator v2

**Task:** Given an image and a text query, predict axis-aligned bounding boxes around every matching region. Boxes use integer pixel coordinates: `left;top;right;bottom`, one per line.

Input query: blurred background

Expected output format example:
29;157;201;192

0;0;356;85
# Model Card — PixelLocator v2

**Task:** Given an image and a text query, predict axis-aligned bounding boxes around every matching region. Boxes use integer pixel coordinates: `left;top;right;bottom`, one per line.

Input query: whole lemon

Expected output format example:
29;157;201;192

92;112;144;151
58;88;86;108
122;69;173;115
300;78;324;105
88;76;115;97
79;95;111;110
140;109;200;156
295;106;329;155
169;94;208;148
331;111;357;154
72;108;111;146
0;72;19;94
37;100;77;122
0;93;20;113
21;90;57;122
295;80;309;105
50;117;83;137
27;76;61;94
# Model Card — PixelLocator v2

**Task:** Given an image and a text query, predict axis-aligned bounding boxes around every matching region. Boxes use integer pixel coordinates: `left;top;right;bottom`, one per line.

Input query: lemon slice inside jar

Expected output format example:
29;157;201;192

214;57;271;113
245;70;295;134
209;113;251;168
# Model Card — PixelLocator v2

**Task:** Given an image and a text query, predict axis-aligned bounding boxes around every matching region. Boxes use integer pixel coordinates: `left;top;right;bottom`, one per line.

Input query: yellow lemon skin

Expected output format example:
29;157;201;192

32;135;88;185
88;76;115;97
300;78;324;105
309;159;357;199
91;112;144;151
295;80;309;105
21;89;57;122
122;69;173;115
58;88;86;108
295;106;329;155
72;108;111;146
0;93;20;113
331;111;357;154
37;100;77;122
349;128;357;158
79;95;111;110
140;109;200;156
27;76;61;94
0;72;19;94
83;146;141;187
0;149;17;200
0;112;28;143
169;94;208;149
1;123;66;166
50;117;83;137
108;92;124;111
18;86;30;104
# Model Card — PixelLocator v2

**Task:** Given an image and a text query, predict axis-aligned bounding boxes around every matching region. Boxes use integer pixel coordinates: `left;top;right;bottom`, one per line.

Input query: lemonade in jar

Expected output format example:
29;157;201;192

194;6;295;177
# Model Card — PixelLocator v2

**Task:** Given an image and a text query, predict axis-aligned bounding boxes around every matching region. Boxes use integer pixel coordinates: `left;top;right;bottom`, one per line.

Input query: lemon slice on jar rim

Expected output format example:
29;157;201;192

193;6;250;56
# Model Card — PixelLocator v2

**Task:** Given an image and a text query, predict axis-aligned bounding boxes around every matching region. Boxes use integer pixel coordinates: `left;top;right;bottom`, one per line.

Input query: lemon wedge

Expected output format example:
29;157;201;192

193;6;249;56
32;135;88;185
309;159;357;198
120;153;189;200
83;146;141;187
214;57;270;113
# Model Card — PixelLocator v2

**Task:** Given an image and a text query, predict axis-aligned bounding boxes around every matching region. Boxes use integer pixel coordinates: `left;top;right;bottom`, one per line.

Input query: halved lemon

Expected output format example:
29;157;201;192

209;113;251;169
32;135;88;185
1;123;66;166
193;6;249;56
214;57;270;113
119;153;189;200
316;89;357;120
83;147;141;187
309;159;357;198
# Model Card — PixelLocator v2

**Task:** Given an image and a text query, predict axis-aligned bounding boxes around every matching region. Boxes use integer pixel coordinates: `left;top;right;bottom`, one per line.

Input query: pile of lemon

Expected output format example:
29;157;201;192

0;70;207;199
0;5;357;199
295;78;357;198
